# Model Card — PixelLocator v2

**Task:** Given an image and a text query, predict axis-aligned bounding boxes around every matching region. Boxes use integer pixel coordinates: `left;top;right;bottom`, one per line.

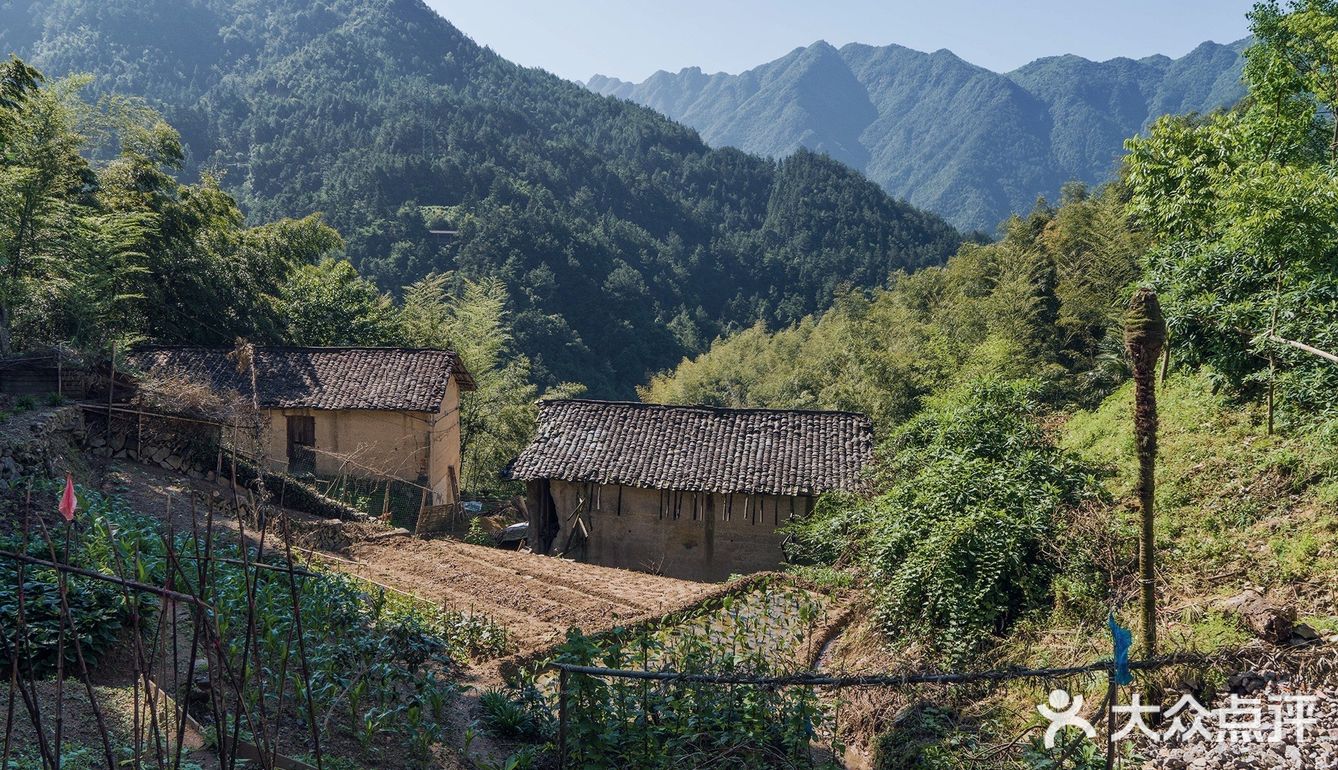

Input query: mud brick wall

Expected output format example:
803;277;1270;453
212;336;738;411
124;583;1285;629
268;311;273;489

541;479;811;582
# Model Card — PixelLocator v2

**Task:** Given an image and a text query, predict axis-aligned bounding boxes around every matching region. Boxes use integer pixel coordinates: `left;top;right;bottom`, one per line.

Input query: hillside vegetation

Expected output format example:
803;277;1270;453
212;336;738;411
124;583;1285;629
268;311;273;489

646;0;1338;707
0;0;962;396
589;38;1247;232
642;182;1144;429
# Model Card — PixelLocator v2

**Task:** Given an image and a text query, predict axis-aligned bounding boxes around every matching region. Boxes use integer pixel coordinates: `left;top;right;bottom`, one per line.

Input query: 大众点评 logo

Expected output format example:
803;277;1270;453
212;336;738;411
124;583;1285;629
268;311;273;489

1038;690;1318;748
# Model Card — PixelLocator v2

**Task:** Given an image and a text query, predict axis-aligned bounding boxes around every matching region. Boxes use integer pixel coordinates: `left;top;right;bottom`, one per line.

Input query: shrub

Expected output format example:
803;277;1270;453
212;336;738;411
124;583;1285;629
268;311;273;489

790;379;1102;662
873;704;965;770
464;517;494;547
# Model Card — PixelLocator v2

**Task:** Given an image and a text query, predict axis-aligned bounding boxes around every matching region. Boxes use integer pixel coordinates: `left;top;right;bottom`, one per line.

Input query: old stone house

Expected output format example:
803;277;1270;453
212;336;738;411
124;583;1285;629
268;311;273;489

508;400;874;581
130;346;475;505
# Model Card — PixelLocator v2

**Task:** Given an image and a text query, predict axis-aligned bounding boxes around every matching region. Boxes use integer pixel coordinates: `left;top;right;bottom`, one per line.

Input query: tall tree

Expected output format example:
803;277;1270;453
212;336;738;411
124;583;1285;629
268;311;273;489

0;75;137;353
0;56;39;150
281;258;396;346
1126;0;1338;423
398;275;582;492
0;66;364;353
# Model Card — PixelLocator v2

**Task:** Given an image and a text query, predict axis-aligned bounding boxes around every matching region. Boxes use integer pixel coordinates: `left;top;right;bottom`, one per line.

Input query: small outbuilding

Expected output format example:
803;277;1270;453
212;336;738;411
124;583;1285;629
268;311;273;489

507;399;874;581
130;346;475;505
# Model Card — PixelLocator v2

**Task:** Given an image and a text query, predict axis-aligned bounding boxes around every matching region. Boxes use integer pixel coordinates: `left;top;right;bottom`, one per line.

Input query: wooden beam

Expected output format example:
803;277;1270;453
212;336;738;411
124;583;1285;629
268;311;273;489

1270;334;1338;365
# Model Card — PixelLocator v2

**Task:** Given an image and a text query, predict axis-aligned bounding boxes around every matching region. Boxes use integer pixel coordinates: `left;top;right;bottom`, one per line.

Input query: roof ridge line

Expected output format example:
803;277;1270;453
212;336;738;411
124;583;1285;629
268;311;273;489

133;344;462;355
537;398;872;421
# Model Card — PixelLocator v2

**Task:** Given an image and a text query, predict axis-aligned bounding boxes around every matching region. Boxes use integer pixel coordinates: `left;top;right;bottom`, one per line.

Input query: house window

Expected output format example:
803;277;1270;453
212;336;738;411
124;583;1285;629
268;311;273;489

286;415;316;475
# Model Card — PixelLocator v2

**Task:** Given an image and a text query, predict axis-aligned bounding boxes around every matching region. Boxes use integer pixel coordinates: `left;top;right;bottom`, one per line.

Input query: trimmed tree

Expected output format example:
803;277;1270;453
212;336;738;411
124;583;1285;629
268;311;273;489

1124;287;1166;656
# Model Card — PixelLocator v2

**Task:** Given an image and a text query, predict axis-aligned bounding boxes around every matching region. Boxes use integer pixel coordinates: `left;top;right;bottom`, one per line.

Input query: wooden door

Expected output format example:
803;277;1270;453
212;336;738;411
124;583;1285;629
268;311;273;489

286;415;316;475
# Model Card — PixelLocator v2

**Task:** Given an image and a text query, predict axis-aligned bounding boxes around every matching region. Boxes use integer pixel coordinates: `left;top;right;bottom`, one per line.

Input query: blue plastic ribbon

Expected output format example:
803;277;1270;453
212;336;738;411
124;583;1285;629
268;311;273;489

1107;613;1133;686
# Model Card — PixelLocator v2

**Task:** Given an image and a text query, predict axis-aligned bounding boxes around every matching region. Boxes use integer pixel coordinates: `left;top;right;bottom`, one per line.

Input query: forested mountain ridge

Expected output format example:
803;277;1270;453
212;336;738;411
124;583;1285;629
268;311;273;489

0;0;962;396
587;38;1249;232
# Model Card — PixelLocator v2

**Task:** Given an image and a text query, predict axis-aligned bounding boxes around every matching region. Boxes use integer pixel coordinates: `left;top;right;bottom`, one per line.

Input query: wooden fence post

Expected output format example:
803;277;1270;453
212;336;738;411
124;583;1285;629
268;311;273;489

1106;665;1117;770
557;667;569;769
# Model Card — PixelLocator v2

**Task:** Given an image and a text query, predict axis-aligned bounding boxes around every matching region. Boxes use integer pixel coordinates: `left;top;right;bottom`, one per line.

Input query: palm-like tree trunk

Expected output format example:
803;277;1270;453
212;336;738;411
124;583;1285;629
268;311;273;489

1125;287;1165;657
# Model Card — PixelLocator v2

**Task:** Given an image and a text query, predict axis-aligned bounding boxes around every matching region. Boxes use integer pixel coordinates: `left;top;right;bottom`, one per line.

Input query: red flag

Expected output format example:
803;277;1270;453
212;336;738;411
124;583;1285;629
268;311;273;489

59;472;77;522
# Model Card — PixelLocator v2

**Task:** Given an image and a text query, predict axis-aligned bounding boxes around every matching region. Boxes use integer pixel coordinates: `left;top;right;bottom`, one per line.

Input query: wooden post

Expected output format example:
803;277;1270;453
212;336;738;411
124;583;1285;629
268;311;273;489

107;341;116;441
1268;274;1280;435
1106;668;1117;770
557;667;569;769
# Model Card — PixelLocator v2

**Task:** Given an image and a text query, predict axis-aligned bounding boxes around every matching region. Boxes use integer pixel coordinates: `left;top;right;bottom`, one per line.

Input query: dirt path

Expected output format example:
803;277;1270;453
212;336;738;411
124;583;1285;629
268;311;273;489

341;535;712;652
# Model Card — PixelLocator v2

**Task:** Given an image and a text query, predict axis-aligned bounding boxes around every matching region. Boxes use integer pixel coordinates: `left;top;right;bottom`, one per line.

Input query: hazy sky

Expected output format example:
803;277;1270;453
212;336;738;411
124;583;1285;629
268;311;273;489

429;1;1256;83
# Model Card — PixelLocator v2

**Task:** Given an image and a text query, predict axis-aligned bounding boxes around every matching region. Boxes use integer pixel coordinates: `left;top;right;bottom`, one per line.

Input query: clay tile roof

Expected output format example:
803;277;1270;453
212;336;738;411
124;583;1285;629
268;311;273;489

508;400;874;496
127;346;476;412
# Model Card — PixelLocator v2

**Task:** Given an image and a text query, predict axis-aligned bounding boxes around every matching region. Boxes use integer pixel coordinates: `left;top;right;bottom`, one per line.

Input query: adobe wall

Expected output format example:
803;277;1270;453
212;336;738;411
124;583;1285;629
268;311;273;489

544;479;810;582
426;378;462;503
260;408;434;485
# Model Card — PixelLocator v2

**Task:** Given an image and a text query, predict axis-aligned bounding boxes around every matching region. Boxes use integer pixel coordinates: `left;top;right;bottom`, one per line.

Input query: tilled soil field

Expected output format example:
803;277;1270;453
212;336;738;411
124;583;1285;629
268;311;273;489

103;461;714;654
339;535;713;651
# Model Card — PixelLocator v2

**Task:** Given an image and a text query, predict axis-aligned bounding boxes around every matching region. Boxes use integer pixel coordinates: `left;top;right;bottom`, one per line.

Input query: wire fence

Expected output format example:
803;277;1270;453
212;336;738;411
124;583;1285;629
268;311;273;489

544;643;1324;770
0;489;328;770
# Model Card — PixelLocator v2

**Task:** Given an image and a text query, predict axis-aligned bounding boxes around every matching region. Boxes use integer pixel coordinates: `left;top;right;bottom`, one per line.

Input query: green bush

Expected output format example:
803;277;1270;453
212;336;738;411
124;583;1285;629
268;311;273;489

478;688;542;740
789;379;1101;662
464;517;494;547
873;704;966;770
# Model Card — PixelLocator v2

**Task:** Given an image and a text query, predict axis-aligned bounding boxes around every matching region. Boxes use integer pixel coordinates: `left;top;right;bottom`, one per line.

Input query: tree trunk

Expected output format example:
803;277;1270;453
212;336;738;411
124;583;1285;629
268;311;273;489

1124;288;1166;658
0;302;11;355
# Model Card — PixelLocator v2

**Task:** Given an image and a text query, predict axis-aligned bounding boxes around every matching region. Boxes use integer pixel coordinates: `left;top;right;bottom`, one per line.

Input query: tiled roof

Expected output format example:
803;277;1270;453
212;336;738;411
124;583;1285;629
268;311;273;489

508;400;874;496
128;346;475;412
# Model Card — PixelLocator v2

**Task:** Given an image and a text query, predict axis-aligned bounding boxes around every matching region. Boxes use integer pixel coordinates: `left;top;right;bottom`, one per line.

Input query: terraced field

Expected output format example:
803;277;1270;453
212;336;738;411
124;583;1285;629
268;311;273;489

339;535;713;651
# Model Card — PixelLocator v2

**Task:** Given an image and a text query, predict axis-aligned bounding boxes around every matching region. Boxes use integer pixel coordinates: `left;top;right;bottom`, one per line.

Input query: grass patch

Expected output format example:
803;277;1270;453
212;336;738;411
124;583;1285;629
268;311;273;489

1062;374;1338;601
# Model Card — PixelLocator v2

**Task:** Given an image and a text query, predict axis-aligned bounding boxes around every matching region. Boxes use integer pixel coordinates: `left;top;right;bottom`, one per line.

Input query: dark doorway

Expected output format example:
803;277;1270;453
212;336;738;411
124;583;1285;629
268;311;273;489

286;415;316;475
536;479;559;554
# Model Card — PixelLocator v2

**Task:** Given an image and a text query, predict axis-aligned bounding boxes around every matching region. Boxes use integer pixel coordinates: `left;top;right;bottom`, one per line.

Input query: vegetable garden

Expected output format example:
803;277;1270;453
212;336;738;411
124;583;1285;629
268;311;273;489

0;481;510;769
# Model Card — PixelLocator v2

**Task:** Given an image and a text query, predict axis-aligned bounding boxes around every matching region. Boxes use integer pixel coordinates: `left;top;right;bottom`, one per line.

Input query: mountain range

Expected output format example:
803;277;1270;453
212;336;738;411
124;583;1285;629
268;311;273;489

0;0;962;396
587;39;1249;232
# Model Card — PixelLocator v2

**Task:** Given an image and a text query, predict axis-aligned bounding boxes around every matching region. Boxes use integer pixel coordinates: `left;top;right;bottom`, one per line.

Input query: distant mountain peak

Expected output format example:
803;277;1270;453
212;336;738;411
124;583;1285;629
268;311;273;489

1;0;964;396
586;37;1246;231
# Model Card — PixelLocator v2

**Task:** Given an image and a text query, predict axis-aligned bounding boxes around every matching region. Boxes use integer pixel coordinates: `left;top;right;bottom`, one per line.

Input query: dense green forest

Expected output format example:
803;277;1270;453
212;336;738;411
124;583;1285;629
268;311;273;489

590;36;1248;232
0;0;962;396
0;62;571;491
642;181;1145;427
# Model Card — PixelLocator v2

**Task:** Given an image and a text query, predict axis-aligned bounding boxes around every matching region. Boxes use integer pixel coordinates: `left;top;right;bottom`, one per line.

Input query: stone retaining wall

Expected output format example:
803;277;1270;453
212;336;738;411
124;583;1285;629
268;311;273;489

0;405;85;489
83;408;219;478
